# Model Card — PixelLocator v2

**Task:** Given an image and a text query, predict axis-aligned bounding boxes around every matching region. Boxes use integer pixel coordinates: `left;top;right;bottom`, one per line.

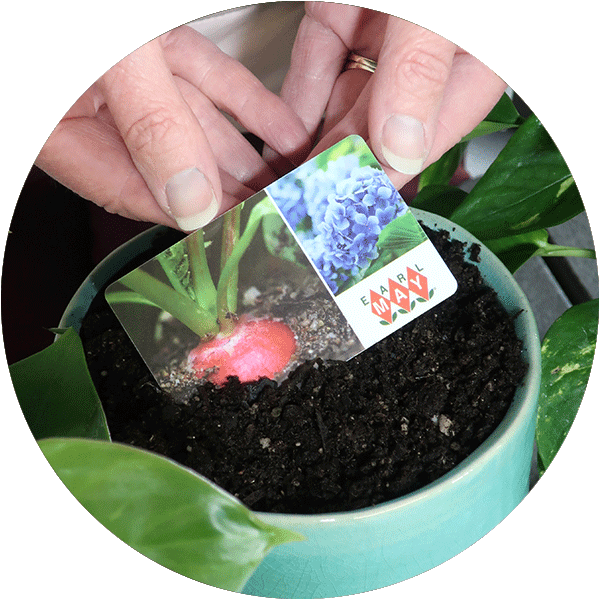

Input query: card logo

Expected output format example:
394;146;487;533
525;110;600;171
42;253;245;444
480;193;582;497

368;266;434;325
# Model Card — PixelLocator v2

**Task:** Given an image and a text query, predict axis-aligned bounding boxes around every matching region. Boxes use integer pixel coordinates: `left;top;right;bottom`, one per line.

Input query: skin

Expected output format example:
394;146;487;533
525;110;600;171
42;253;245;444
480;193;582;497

36;6;507;228
273;2;508;190
35;25;311;230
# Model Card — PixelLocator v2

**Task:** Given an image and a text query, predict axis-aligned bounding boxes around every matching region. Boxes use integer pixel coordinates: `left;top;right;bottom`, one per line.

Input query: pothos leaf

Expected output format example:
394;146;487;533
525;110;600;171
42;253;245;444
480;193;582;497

9;328;110;441
484;229;550;273
39;438;304;592
451;115;581;240
485;229;596;273
536;299;598;475
418;142;466;190
460;92;523;142
410;185;468;219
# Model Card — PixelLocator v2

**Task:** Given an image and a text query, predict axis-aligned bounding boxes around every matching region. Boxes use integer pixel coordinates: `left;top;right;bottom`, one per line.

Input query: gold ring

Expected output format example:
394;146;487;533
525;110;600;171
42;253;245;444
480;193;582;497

344;52;377;74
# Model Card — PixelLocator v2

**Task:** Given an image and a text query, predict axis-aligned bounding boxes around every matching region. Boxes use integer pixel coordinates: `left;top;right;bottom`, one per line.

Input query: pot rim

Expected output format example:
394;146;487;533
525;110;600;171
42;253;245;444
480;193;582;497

60;209;541;528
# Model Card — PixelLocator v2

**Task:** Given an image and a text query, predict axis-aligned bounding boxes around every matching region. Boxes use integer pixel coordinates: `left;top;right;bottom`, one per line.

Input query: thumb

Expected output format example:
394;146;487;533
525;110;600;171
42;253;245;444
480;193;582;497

369;19;456;176
98;39;222;231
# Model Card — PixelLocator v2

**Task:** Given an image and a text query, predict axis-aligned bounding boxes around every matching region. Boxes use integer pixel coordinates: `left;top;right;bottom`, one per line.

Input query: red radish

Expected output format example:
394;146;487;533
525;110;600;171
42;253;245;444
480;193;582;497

188;316;296;386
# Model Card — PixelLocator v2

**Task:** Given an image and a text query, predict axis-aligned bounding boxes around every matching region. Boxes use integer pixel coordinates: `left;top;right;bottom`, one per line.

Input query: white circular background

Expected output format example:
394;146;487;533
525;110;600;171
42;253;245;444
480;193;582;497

2;2;597;598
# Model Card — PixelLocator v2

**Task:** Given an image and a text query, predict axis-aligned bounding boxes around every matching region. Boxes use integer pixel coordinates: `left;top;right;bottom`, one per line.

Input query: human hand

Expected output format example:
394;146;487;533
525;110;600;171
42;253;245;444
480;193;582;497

36;25;311;231
277;2;507;189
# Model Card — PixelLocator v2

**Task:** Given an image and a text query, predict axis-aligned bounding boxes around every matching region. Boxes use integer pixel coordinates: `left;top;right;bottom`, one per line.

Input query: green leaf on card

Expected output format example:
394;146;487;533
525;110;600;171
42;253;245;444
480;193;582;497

262;213;306;266
377;212;428;252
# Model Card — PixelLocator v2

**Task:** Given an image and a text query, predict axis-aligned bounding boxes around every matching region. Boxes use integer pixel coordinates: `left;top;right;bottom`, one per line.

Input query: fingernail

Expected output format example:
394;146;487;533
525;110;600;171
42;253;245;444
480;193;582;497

165;168;219;231
381;114;427;175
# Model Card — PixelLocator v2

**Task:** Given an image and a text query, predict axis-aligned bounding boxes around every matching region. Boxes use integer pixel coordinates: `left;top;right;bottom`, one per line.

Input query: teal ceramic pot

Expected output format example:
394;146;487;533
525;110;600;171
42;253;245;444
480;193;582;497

60;209;541;599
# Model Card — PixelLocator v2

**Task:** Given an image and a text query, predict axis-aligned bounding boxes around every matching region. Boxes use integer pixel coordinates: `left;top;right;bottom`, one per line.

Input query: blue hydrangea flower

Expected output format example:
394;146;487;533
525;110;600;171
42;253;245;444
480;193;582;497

269;154;408;295
267;160;323;229
308;165;407;293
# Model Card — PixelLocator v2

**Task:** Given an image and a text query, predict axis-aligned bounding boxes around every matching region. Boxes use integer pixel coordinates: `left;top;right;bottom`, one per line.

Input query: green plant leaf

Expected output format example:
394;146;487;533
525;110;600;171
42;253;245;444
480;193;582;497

485;229;596;273
39;438;304;592
9;328;110;441
104;290;161;308
529;175;585;230
116;269;219;338
262;213;305;265
460;92;523;142
157;242;195;300
217;196;279;327
377;212;428;252
220;206;242;315
187;228;218;313
410;185;468;219
450;115;582;240
485;229;550;273
418;142;466;190
536;299;598;475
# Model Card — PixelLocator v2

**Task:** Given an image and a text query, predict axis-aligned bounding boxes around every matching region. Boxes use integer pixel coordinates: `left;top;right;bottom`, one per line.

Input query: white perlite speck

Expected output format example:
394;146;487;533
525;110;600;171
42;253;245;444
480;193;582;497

438;414;453;436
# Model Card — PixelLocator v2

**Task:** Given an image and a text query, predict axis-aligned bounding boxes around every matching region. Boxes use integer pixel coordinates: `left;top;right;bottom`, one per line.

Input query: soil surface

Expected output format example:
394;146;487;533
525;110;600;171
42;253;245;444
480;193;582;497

80;225;528;514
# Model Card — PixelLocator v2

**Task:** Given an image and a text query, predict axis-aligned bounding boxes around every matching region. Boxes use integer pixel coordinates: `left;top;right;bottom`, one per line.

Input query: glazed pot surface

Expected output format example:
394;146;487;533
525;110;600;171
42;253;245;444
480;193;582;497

60;210;541;598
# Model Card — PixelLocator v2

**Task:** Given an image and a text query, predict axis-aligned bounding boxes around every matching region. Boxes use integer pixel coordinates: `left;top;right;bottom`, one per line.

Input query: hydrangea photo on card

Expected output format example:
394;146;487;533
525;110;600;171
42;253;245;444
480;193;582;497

267;135;427;295
265;135;458;348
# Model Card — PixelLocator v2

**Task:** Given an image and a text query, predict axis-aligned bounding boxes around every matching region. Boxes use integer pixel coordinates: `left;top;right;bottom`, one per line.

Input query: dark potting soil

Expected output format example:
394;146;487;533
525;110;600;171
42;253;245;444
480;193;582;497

80;224;528;514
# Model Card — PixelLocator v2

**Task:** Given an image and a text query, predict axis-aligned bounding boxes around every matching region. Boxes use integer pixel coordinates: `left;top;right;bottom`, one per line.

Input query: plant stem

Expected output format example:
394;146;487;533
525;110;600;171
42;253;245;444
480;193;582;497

187;229;217;314
221;205;241;316
119;269;218;338
534;245;596;260
216;198;277;335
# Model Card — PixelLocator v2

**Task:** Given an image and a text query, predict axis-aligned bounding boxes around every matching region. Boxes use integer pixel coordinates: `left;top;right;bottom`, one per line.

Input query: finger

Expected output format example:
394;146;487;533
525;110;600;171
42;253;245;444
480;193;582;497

36;114;253;226
173;76;278;191
308;79;373;160
36;116;180;226
275;11;348;141
383;52;506;191
215;169;256;215
369;19;457;176
98;39;222;231
162;26;311;167
320;68;371;138
309;76;421;193
424;51;507;161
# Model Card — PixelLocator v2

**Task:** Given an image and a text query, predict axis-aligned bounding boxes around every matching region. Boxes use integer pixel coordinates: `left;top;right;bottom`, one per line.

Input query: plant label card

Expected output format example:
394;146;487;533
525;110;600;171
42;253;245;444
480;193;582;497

106;135;456;391
264;136;457;347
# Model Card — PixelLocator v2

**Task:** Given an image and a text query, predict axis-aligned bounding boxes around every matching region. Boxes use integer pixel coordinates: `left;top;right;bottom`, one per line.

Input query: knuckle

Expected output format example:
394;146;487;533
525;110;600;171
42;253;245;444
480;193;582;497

400;47;451;91
123;107;187;156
